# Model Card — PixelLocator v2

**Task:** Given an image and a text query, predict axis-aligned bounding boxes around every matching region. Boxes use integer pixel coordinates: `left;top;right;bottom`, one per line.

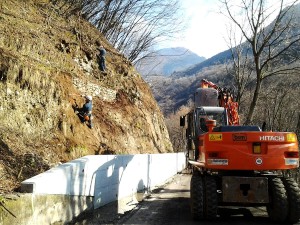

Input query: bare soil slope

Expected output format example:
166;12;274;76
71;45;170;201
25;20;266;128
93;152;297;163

0;0;173;193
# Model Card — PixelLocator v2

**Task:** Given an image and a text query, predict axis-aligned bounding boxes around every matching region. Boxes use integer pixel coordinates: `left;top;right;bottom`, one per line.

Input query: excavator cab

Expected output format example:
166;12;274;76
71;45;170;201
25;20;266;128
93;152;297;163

196;106;228;134
181;106;228;161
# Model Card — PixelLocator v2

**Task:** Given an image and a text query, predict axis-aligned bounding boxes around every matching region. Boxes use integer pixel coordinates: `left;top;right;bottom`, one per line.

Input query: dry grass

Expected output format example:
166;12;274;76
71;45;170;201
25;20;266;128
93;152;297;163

0;0;173;195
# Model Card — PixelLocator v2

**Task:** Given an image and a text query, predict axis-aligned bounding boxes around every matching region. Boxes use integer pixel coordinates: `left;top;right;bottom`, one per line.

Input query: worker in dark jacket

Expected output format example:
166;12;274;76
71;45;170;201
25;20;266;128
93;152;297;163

76;95;93;128
98;45;106;72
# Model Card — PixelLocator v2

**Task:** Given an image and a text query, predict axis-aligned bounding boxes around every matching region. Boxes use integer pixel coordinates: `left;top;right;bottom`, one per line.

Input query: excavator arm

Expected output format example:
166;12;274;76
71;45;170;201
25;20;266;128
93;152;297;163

201;79;240;125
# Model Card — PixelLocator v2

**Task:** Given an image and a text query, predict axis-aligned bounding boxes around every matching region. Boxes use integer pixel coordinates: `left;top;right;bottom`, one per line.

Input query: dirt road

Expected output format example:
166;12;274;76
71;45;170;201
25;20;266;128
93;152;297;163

73;171;282;225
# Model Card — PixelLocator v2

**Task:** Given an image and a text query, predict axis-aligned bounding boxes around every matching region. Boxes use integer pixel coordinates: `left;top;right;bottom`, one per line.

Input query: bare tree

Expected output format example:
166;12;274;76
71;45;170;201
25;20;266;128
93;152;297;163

82;0;184;63
236;70;299;142
222;0;300;124
225;26;253;108
165;101;193;152
50;0;184;63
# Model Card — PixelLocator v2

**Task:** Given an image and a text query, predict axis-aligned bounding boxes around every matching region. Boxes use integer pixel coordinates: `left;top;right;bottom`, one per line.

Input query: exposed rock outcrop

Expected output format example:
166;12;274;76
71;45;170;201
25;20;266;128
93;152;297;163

0;0;173;192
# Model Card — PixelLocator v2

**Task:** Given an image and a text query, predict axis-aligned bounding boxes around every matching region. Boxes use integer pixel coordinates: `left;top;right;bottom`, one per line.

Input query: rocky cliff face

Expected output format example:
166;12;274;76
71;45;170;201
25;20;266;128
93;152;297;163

0;0;173;192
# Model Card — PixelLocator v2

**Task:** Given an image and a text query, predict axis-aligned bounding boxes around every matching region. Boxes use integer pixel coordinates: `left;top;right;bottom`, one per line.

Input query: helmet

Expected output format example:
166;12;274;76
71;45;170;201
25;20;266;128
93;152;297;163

84;115;90;121
85;95;92;101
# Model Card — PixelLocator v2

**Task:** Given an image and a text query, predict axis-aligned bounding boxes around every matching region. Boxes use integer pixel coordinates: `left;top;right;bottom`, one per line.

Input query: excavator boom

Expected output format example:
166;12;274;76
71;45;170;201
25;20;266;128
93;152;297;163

201;79;239;125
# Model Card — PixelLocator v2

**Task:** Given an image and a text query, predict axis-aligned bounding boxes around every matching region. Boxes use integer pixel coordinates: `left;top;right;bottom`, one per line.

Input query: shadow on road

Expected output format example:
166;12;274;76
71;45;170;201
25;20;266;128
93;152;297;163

68;173;285;225
214;207;274;225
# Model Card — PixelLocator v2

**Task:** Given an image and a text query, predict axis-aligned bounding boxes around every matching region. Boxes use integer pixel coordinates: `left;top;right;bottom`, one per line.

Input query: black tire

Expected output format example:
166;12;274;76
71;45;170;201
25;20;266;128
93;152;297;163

204;175;218;219
282;177;300;224
190;173;204;220
267;177;288;222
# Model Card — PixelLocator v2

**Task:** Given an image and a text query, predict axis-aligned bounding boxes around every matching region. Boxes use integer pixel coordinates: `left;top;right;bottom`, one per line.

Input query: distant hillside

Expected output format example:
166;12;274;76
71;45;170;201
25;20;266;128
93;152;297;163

147;3;300;117
173;3;300;78
172;49;232;77
136;47;205;76
144;64;228;115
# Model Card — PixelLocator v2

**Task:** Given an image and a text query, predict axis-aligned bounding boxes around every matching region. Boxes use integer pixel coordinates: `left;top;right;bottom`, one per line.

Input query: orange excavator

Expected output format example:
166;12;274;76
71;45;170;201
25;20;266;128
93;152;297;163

180;79;300;223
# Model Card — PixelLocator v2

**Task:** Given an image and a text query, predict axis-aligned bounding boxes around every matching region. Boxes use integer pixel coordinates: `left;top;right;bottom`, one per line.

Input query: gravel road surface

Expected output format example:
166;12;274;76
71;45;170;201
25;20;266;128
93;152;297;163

72;171;287;225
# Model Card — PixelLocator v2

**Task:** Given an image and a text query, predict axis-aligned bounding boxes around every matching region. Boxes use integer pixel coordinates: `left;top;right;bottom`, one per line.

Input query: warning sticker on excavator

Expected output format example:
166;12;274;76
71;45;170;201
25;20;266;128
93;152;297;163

209;134;223;141
286;133;297;142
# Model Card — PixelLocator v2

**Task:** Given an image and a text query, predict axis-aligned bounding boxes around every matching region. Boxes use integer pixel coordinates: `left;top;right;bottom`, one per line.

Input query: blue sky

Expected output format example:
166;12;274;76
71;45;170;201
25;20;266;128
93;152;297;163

163;0;298;59
165;0;229;59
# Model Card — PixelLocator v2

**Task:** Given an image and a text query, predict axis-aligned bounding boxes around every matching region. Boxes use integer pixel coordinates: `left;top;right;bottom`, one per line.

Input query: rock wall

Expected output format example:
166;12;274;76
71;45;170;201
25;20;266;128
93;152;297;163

0;0;173;193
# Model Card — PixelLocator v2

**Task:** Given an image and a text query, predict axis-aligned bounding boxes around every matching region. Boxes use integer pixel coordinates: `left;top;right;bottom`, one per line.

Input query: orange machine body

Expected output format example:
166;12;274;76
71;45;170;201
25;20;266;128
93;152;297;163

184;79;300;222
197;130;299;170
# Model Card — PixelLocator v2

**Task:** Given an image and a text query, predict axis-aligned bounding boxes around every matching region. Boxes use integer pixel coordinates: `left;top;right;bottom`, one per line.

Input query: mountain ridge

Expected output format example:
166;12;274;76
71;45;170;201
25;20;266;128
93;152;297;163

136;47;205;76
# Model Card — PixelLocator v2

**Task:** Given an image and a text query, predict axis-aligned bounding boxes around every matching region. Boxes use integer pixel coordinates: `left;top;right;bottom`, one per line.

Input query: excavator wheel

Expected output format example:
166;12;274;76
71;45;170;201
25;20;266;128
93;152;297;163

204;175;218;219
190;172;204;220
282;177;300;224
267;177;288;222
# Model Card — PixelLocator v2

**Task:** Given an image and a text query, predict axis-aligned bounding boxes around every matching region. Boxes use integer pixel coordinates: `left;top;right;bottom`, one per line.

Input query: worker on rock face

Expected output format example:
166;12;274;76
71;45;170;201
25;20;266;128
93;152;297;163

98;45;106;72
75;95;93;129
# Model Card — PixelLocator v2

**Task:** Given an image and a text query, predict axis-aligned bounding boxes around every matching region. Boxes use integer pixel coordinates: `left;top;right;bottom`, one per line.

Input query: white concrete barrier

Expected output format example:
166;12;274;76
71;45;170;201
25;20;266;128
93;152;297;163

21;152;186;209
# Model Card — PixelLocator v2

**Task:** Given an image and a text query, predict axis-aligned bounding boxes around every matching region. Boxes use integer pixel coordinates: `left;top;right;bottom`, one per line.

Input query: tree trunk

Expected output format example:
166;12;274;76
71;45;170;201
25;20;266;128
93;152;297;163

245;78;261;125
